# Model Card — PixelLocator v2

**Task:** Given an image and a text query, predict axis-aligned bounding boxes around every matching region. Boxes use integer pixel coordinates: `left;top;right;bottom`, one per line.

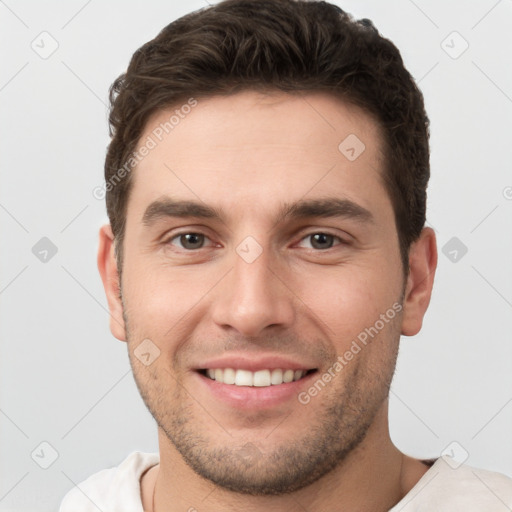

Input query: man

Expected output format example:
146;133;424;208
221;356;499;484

60;0;512;510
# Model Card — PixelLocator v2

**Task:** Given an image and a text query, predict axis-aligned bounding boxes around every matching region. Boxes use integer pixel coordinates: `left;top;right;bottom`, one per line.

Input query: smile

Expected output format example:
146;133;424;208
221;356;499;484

200;368;317;387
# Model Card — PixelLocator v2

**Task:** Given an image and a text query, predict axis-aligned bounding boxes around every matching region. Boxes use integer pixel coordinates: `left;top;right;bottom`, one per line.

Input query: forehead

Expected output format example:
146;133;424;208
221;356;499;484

129;90;390;221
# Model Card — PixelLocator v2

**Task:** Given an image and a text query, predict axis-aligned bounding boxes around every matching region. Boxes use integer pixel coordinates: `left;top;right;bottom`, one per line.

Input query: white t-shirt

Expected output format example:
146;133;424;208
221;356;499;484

59;452;512;512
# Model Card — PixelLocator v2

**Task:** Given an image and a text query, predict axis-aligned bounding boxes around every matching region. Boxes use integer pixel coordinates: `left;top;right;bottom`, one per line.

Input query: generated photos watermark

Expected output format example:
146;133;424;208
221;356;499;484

298;302;403;405
92;98;198;200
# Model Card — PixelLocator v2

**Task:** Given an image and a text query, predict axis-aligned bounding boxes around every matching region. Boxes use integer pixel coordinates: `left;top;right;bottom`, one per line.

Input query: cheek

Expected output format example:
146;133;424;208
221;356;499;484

122;258;220;339
294;262;400;344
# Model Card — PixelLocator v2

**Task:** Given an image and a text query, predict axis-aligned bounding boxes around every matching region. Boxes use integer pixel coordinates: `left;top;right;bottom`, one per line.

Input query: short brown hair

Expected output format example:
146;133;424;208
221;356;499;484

105;0;430;273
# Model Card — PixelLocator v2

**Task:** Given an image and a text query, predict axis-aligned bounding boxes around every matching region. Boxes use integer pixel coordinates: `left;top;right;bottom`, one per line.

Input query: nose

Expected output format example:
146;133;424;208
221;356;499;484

210;246;295;338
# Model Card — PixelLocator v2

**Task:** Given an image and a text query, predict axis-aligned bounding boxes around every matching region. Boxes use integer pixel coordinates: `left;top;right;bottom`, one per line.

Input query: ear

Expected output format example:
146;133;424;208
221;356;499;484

97;224;127;341
401;227;437;336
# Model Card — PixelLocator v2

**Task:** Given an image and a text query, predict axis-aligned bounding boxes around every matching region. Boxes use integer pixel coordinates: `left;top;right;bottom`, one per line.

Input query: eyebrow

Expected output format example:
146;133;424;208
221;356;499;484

142;196;374;227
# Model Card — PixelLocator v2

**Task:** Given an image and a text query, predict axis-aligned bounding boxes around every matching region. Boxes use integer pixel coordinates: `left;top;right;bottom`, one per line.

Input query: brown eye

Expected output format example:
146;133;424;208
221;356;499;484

172;233;206;250
296;232;348;251
309;233;336;250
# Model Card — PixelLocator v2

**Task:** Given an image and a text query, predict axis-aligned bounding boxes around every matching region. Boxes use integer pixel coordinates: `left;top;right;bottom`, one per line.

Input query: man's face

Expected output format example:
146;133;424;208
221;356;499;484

119;91;406;494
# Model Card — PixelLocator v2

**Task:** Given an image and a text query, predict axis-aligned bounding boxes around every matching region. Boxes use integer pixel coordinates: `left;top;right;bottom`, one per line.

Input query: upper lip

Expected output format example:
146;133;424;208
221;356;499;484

194;354;318;372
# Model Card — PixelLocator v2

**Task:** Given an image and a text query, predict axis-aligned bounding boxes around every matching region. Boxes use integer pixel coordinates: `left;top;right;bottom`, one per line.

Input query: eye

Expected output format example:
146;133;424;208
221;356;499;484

168;232;211;250
297;233;344;250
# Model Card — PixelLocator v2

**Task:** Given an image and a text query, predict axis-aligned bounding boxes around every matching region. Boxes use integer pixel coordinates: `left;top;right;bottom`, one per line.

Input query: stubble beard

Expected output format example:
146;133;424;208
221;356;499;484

123;306;401;496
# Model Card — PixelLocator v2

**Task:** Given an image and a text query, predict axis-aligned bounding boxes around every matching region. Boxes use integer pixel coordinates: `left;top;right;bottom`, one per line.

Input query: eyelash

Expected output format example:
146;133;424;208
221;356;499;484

164;231;349;251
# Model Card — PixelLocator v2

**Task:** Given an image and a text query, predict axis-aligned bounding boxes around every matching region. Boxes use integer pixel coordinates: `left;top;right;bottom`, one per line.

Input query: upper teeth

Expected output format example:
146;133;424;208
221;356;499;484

205;368;307;387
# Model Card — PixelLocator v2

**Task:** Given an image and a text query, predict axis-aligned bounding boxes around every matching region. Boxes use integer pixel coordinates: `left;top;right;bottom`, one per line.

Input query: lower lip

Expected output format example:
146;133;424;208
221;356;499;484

194;371;318;409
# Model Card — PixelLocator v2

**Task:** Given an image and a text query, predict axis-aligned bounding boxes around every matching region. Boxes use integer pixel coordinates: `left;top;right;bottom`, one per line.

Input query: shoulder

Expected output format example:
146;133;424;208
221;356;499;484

391;456;512;511
59;451;160;512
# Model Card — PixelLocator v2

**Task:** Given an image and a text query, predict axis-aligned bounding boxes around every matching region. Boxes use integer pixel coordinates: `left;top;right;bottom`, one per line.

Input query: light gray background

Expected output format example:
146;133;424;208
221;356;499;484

1;1;511;510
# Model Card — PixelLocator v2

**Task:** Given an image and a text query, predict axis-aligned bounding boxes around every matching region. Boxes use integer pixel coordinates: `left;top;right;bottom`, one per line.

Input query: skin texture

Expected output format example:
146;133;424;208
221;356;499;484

98;90;437;511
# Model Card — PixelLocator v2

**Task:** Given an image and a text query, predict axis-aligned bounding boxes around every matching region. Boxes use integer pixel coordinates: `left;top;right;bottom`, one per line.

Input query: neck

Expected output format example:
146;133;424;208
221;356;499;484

145;402;428;512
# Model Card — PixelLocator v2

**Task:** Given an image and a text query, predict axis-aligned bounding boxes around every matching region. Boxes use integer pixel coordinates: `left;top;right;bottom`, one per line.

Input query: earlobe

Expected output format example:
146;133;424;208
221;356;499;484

401;227;437;337
97;224;127;341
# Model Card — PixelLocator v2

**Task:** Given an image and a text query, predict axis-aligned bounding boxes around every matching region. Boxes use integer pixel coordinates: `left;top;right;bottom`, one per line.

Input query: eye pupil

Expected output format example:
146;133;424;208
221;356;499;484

180;233;204;249
311;233;334;249
175;233;337;250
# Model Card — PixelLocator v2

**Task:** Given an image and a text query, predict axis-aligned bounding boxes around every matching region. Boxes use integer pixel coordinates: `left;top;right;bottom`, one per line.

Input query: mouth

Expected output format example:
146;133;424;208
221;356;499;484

198;368;318;387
